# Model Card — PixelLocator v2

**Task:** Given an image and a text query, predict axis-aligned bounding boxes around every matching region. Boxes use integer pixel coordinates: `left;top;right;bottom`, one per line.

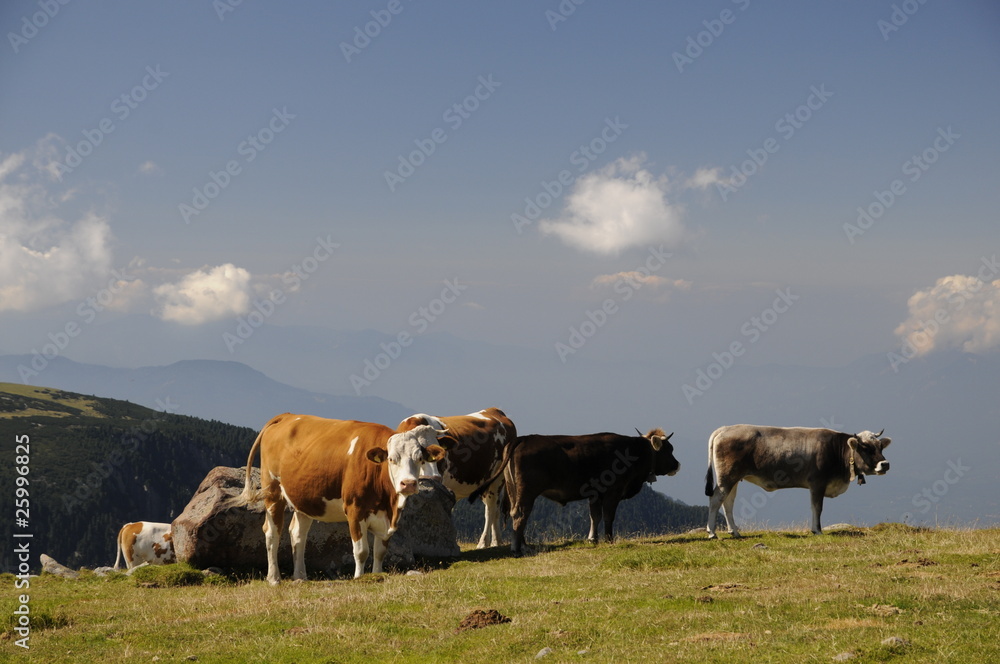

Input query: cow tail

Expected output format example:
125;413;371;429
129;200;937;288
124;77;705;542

113;527;123;571
229;426;266;508
705;430;717;497
468;435;521;504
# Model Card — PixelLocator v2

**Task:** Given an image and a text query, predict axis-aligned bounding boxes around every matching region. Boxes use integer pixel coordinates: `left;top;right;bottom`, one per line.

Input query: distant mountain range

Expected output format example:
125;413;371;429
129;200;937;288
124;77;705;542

0;355;412;429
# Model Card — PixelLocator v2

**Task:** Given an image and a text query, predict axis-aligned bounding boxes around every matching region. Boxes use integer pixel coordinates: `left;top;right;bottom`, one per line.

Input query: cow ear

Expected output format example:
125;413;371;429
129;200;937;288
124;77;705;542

435;434;458;451
847;437;859;451
648;436;664;451
423;444;447;462
366;447;388;464
879;436;892;449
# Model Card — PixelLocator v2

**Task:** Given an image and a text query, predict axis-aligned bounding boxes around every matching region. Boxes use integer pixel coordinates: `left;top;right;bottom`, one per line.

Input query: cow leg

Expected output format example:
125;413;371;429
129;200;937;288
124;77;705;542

720;483;742;539
371;535;389;574
586;499;603;544
477;488;500;549
602;498;621;543
707;484;727;539
809;485;825;535
349;519;370;578
288;511;314;581
510;493;536;557
262;498;286;586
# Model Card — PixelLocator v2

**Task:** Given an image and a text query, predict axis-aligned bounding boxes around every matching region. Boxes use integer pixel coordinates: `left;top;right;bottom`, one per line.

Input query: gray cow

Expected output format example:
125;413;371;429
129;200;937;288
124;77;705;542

705;425;891;538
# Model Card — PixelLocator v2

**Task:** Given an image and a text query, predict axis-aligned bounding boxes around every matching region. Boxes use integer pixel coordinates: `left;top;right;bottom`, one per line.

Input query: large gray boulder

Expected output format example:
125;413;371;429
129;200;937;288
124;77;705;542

171;467;458;576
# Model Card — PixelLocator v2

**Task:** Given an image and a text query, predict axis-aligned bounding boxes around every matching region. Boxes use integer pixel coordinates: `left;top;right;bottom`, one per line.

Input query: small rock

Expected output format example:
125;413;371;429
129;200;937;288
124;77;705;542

536;647;553;659
202;567;225;576
752;543;768;550
882;636;910;647
93;566;116;577
832;652;856;662
40;554;79;580
406;570;424;576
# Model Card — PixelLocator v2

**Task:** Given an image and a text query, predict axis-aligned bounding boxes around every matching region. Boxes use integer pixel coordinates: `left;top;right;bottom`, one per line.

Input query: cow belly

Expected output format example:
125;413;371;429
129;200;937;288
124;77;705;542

743;474;805;492
281;485;348;522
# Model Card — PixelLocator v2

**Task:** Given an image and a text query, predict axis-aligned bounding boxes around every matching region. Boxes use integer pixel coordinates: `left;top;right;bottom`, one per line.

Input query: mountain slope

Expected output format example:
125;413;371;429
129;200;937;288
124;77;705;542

0;355;413;429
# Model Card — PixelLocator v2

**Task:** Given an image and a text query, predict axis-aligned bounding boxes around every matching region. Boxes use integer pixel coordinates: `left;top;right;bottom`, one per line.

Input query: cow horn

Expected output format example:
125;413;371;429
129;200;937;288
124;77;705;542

876;428;884;438
635;428;644;438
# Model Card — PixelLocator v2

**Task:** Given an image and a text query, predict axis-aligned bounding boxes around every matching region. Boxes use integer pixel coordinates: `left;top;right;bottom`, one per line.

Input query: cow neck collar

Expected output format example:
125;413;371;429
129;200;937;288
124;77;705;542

848;444;866;486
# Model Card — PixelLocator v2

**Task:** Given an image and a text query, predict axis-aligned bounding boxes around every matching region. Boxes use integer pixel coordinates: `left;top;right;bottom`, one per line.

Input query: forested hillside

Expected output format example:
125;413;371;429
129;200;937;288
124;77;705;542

0;384;254;571
1;384;707;571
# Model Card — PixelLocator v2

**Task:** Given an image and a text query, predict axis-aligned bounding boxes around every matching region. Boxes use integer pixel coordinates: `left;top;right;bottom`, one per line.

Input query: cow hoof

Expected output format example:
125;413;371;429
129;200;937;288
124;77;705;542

707;533;718;540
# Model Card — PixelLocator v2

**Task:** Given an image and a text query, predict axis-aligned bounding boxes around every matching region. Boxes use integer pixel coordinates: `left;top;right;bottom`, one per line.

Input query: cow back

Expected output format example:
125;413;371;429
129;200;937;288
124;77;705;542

259;415;395;519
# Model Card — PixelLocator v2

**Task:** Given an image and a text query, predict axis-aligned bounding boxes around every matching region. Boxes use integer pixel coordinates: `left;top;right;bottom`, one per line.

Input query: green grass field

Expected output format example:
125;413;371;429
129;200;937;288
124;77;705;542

3;526;998;663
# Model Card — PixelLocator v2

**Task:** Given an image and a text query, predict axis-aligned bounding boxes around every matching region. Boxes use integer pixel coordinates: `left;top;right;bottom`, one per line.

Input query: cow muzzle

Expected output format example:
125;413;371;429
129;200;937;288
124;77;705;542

398;479;419;495
875;461;889;475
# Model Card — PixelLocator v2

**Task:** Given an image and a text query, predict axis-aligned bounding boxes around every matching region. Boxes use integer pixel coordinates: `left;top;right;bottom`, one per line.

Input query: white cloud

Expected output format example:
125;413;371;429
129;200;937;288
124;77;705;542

138;160;162;176
153;264;253;325
538;155;688;256
591;272;692;302
894;274;1000;356
0;143;116;312
684;167;727;190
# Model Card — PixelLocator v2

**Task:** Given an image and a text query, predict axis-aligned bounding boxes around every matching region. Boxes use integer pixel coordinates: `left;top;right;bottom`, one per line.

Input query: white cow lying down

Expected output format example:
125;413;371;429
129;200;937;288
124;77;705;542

114;521;176;570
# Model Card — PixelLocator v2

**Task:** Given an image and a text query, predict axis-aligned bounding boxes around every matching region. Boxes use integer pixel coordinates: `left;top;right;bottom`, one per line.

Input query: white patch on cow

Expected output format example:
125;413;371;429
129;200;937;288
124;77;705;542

318;498;347;522
469;410;490;420
411;413;447;430
347;436;359;456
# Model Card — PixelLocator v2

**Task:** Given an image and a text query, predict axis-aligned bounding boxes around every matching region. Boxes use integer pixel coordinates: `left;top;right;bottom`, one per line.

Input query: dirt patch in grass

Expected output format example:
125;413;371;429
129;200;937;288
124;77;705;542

456;609;511;633
682;631;751;643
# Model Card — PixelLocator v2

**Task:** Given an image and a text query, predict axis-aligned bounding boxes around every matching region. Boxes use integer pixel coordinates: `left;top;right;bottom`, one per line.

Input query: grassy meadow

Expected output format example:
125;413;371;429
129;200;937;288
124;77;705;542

3;525;998;663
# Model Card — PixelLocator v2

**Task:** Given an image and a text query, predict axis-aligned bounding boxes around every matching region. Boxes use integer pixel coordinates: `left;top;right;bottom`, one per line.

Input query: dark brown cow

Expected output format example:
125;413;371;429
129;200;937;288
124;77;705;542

705;425;892;538
398;408;517;548
488;429;679;556
232;414;450;583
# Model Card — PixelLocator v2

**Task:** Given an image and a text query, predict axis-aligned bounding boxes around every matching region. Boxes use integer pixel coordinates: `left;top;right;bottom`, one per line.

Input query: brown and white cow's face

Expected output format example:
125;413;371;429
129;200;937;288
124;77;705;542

366;425;448;495
848;430;892;476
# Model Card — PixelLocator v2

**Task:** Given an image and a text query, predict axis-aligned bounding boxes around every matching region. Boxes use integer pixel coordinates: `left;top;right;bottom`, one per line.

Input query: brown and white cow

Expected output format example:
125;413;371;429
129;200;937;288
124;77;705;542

232;414;450;583
705;425;892;538
113;521;176;570
398;408;516;548
485;429;679;556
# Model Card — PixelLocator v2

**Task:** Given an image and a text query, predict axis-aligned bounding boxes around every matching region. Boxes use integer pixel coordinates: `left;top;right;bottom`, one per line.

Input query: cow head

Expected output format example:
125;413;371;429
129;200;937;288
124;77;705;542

366;425;449;495
642;428;680;478
848;429;892;480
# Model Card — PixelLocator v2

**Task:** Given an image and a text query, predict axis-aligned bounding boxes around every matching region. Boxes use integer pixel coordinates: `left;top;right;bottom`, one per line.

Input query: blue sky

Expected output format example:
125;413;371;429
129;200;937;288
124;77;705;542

2;0;999;372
